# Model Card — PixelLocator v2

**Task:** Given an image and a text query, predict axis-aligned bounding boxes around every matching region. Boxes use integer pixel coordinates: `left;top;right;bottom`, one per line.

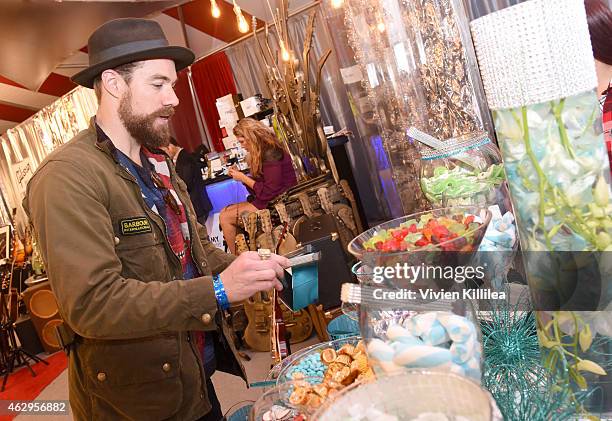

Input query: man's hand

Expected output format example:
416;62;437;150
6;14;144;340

219;251;289;303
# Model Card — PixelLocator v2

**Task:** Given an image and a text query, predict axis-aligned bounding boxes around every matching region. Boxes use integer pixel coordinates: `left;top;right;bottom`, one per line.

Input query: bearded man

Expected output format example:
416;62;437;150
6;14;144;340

24;18;288;421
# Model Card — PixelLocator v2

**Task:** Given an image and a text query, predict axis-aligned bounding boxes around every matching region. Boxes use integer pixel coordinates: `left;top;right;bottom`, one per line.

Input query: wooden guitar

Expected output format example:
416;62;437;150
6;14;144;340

10;210;25;266
235;234;249;255
241;211;258;252
339;179;363;233
24;226;33;257
255;209;274;251
243;288;273;352
243;220;313;352
317;186;356;250
270;234;289;364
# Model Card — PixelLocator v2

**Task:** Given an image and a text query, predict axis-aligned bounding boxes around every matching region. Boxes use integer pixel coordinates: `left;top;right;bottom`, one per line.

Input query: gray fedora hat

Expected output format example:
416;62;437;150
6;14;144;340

71;18;195;88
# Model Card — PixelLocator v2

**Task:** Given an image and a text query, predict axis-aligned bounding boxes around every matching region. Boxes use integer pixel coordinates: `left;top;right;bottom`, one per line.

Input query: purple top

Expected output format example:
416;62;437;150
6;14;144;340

250;150;297;209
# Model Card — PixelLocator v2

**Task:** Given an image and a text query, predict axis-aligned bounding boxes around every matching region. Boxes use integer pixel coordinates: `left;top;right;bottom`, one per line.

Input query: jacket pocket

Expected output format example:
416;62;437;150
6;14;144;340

81;336;183;420
113;216;171;283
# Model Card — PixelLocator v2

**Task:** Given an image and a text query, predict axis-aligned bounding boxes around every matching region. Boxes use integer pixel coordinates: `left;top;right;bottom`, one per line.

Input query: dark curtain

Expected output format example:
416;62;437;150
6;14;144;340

190;52;237;152
171;68;202;152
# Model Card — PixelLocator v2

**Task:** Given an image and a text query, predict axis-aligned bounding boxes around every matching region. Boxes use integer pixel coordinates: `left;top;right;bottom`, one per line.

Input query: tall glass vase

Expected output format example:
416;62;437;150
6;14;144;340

322;0;494;216
472;0;612;416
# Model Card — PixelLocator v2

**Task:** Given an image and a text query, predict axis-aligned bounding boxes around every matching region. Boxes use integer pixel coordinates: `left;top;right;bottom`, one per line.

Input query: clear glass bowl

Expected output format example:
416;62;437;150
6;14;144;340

275;336;362;385
313;370;502;421
249;377;324;421
347;206;492;274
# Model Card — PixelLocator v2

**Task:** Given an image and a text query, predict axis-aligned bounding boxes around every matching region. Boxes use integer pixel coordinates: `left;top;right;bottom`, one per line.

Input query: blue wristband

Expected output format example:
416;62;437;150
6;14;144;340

212;274;230;311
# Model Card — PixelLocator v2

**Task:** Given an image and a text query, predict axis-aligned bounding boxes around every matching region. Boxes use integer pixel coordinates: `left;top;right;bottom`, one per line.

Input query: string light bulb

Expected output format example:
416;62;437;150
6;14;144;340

377;21;386;32
331;0;344;8
238;15;250;33
280;40;290;62
233;1;250;33
210;0;221;18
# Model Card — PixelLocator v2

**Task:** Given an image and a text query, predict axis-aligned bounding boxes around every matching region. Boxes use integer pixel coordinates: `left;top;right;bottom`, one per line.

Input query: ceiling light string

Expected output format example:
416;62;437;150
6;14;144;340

265;0;291;62
210;0;221;18
232;0;250;33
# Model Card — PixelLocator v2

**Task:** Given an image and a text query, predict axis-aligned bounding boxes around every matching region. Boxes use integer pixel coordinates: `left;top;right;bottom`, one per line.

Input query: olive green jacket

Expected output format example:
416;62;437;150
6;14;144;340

24;121;244;421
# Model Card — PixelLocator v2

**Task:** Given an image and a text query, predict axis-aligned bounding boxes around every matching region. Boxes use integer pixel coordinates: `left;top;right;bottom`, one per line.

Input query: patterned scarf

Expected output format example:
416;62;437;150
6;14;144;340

115;147;198;279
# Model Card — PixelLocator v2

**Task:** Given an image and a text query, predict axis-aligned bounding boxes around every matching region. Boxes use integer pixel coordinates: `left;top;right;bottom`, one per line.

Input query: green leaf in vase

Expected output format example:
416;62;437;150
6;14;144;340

579;324;593;352
576;359;606;376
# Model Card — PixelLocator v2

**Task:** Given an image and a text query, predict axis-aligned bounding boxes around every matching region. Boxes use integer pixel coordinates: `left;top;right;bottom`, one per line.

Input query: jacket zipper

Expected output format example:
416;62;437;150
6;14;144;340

165;156;207;400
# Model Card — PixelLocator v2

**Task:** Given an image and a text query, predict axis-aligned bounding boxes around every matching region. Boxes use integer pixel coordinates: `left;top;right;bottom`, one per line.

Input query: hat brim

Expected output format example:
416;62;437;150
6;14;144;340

71;46;195;88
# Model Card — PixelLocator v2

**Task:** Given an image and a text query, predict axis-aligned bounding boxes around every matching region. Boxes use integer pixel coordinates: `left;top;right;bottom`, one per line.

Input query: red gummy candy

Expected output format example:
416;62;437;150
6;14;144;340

432;225;449;238
415;238;429;247
392;230;407;241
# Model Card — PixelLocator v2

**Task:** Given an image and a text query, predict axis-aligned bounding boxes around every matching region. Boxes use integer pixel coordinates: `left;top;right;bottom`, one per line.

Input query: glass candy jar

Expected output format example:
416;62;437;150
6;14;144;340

249;378;325;421
354;291;484;382
314;371;503;421
420;131;506;208
344;207;492;383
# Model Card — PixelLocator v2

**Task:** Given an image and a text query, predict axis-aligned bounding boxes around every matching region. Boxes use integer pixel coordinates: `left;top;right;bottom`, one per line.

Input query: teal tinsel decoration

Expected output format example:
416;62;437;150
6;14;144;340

480;290;580;420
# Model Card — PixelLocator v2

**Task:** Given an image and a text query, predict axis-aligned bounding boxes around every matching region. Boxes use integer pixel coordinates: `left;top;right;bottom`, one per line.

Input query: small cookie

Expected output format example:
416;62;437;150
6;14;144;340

321;348;337;365
305;393;322;409
335;354;352;367
289;387;308;405
338;343;356;357
313;384;328;399
333;366;351;384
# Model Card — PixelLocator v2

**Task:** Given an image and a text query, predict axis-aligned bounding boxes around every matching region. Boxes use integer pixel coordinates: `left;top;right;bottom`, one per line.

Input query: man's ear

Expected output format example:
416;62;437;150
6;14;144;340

100;69;125;99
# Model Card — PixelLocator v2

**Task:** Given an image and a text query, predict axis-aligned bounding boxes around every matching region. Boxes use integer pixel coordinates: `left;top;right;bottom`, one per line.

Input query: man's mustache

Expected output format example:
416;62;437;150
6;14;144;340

151;107;175;118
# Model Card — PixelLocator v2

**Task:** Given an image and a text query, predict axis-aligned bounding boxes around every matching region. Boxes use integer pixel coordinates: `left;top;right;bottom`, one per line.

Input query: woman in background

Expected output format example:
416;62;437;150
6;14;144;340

585;0;612;172
220;118;297;254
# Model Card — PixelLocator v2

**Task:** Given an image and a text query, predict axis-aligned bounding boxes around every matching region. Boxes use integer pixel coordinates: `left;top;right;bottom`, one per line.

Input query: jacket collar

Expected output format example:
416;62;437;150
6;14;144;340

92;117;120;164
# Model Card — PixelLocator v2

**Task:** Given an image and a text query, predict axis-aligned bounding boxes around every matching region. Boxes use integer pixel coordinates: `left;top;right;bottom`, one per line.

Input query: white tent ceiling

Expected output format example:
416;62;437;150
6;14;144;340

0;0;312;134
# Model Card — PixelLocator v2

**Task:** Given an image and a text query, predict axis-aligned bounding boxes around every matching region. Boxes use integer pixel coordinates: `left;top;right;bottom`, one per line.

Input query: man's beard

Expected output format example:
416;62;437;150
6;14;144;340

118;91;175;149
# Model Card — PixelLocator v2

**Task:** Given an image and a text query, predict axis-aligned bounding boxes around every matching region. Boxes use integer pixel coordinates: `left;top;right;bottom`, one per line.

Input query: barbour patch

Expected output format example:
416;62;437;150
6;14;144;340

120;217;152;236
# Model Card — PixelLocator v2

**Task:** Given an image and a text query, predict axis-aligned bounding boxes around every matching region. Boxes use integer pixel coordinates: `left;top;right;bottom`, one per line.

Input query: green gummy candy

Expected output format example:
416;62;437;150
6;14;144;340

449;223;466;234
433;166;448;177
